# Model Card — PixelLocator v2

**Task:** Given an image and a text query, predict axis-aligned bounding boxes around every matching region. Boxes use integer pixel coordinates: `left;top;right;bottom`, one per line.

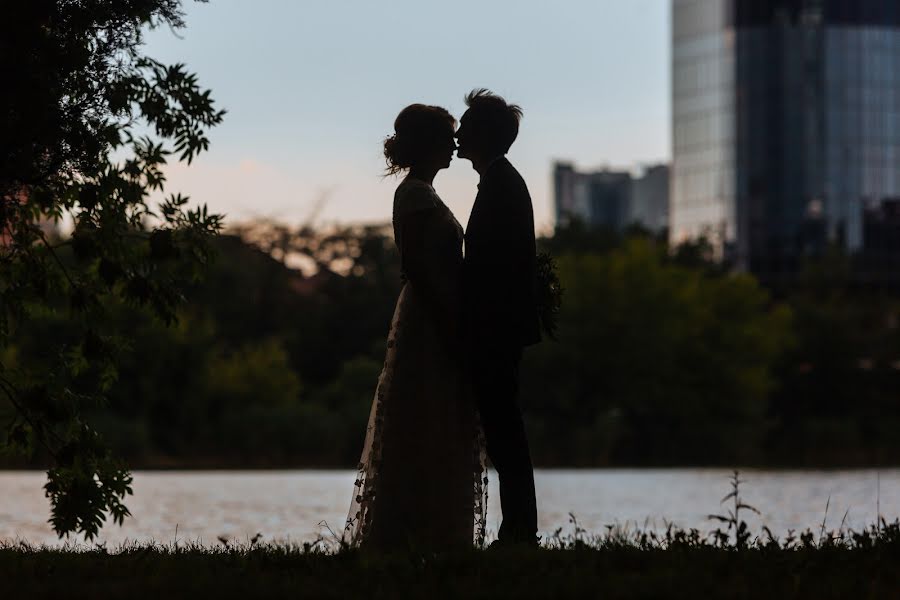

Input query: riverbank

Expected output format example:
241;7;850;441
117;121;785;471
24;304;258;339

5;522;899;599
5;469;899;548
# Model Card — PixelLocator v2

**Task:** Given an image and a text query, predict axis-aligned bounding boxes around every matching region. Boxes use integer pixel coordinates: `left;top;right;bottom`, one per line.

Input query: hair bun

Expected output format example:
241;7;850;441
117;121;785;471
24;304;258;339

383;133;413;173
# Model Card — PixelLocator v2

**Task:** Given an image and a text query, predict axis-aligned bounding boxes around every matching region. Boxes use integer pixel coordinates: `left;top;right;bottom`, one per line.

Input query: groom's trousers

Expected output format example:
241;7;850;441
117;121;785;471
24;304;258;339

471;345;538;544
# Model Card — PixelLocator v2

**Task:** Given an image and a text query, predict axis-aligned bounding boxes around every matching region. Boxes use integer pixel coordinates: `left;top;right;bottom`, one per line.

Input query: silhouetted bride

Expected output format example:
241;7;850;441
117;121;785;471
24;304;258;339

343;104;487;550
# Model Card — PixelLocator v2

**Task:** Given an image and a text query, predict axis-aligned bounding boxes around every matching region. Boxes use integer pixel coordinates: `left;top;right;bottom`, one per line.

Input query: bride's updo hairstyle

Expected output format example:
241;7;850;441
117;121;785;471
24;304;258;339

384;104;456;176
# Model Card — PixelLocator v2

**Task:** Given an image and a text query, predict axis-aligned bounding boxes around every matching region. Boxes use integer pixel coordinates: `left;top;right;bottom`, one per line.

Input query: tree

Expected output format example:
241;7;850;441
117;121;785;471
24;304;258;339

230;221;402;384
521;237;793;465
0;0;224;539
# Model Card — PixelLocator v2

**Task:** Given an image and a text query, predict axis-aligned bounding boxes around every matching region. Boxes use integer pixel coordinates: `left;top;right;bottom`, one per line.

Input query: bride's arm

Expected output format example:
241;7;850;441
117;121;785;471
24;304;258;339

399;208;463;358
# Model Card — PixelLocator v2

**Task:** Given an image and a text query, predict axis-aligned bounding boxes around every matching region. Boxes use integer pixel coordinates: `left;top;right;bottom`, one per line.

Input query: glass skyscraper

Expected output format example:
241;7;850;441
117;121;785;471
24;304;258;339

671;0;900;275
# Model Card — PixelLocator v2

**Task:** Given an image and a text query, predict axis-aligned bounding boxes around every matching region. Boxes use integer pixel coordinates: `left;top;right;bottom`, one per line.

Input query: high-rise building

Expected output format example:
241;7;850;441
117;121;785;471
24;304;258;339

631;164;671;233
554;162;669;233
671;0;900;274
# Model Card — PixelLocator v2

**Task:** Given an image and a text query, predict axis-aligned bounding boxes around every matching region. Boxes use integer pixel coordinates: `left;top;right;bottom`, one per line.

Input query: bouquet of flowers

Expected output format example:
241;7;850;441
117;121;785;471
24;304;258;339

535;252;563;341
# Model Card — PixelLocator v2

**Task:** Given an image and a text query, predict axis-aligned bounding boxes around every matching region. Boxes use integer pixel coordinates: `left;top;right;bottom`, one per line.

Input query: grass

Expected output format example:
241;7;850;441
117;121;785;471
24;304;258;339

3;519;899;599
4;472;899;599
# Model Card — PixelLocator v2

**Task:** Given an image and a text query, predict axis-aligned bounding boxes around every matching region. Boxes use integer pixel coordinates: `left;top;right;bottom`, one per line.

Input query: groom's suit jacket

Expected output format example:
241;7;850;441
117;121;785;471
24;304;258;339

464;156;541;350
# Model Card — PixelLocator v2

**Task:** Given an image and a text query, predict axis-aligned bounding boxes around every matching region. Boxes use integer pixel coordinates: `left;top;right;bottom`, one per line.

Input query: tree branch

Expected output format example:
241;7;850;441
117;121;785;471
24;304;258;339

35;227;77;290
0;376;61;459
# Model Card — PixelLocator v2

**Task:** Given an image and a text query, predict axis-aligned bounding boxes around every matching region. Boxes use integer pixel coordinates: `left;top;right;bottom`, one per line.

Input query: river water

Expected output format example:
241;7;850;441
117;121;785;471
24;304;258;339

2;469;898;546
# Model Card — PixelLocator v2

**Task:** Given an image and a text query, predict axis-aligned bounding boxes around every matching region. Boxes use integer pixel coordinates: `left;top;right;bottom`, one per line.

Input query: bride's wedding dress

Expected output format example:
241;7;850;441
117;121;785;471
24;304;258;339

344;177;487;550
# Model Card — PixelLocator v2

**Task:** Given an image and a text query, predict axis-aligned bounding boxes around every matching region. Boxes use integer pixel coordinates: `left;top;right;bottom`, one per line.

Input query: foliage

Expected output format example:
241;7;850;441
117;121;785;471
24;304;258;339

5;217;900;475
205;339;302;410
522;236;793;465
766;250;900;465
0;0;223;539
2;518;899;599
534;252;563;341
706;471;761;549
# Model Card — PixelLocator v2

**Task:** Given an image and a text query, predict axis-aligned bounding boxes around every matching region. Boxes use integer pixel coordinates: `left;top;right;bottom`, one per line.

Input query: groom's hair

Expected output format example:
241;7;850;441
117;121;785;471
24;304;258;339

464;89;523;155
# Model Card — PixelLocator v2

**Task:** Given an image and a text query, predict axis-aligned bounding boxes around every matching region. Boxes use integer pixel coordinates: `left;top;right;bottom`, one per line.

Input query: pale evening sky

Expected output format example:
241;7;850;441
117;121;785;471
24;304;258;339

144;0;671;232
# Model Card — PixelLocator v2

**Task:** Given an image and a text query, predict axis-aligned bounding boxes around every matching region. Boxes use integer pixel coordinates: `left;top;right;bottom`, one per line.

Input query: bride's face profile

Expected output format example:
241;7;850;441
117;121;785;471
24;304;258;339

412;126;456;174
384;104;457;177
434;129;457;170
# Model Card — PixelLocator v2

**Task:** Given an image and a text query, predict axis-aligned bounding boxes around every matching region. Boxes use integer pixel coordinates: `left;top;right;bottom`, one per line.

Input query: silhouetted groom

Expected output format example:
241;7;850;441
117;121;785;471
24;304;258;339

456;89;541;546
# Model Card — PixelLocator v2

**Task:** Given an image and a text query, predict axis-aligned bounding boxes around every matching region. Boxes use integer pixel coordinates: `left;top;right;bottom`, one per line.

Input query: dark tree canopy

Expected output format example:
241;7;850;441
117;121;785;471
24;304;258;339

1;0;223;539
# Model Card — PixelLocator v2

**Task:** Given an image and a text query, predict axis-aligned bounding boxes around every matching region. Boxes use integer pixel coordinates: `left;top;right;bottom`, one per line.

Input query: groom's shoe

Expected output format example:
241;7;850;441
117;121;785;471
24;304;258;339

487;535;540;551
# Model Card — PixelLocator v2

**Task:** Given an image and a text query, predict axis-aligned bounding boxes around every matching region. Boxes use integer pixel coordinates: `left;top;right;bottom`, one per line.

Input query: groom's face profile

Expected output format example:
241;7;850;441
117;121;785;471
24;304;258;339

454;110;481;162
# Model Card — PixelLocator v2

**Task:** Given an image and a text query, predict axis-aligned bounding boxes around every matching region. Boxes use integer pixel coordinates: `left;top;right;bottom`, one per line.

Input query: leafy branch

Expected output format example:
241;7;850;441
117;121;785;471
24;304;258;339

1;0;223;540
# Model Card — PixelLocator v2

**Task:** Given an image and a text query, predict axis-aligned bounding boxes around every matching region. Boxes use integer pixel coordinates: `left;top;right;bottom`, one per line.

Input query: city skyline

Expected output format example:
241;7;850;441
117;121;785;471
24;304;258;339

143;0;671;232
